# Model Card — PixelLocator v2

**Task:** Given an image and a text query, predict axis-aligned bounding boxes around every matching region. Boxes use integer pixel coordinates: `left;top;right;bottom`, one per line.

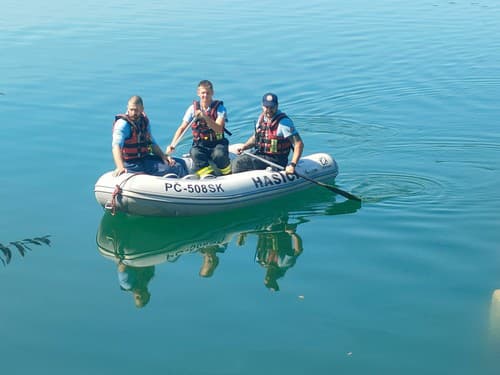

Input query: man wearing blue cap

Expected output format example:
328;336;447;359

233;93;304;174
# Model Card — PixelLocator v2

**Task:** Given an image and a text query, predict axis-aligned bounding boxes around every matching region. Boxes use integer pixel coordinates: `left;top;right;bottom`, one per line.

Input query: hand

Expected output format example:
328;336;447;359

166;145;175;154
285;164;295;174
163;155;176;166
113;167;127;177
237;233;246;246
237;144;249;155
194;110;204;120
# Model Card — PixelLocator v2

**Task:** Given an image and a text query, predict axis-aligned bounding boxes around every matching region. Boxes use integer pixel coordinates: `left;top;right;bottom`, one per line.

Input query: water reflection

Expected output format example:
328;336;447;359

117;262;155;308
96;192;360;306
198;244;226;278
237;216;305;292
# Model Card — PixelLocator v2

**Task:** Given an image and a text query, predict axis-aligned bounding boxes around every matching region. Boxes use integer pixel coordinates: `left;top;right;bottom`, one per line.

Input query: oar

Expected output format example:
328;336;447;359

168;119;194;153
242;151;361;201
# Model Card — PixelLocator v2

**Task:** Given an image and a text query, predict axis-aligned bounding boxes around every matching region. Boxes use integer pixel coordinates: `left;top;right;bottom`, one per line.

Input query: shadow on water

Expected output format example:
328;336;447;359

96;189;361;307
0;235;52;267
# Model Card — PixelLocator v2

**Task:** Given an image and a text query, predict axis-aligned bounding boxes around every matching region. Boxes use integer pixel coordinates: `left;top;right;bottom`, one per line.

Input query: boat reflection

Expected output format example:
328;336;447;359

96;191;361;307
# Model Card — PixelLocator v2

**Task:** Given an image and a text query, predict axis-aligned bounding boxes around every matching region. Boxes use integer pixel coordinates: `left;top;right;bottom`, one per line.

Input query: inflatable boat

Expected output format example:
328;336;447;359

94;145;339;217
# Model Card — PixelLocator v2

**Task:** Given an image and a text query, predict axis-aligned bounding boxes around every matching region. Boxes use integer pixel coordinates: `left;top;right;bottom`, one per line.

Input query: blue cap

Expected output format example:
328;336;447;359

262;93;278;107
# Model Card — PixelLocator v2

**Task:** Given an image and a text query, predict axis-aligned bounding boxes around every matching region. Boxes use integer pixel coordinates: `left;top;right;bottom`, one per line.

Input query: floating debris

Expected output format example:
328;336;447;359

490;289;500;338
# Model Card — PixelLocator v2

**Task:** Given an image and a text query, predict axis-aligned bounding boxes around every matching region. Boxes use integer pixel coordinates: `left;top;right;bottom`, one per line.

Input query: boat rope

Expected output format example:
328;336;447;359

107;173;144;215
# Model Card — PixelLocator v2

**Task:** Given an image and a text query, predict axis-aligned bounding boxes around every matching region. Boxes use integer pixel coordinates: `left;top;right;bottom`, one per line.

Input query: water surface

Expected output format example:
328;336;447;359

1;1;500;374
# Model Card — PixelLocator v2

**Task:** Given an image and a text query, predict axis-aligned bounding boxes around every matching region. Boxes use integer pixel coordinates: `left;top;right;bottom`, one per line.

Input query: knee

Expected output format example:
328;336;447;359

212;148;229;164
169;160;187;177
190;147;202;159
212;146;227;159
231;160;241;173
231;157;248;173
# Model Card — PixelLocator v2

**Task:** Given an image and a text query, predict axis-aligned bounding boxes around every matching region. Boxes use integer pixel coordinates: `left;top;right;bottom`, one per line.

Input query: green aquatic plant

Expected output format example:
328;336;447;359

0;235;51;266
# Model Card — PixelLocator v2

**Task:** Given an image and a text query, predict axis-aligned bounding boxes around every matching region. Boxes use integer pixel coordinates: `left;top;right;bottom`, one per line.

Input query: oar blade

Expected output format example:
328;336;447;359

296;172;361;201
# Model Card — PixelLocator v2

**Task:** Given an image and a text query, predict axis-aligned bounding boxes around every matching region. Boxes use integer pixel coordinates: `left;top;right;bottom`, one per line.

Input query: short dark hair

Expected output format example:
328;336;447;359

128;95;144;107
198;80;213;91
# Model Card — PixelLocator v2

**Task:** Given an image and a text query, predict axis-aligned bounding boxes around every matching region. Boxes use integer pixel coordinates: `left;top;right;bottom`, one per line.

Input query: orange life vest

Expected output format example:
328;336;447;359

255;112;292;155
191;100;225;144
113;113;152;160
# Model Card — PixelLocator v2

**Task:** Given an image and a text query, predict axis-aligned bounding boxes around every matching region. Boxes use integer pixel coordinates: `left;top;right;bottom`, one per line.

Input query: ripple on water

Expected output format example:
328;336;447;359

284;113;500;210
349;172;447;206
366;138;500;172
349;137;500;204
294;115;400;145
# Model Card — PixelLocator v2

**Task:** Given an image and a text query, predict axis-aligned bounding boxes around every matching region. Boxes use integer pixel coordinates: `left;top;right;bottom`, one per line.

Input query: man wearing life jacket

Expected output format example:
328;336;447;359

166;80;232;178
112;96;186;177
232;93;304;174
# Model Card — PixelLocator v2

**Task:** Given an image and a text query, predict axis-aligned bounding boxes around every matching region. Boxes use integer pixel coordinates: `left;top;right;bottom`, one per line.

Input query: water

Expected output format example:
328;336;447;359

1;0;500;374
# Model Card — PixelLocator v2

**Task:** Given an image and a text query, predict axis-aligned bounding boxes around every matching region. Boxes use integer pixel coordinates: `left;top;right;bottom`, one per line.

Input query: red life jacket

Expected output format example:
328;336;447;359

113;113;152;160
191;100;225;144
255;112;292;155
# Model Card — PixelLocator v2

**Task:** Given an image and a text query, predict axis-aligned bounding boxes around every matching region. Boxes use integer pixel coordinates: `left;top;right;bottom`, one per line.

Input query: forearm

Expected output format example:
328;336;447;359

203;116;224;133
172;125;185;144
151;143;165;158
291;233;303;254
112;145;125;170
168;123;188;150
290;138;303;165
241;135;256;151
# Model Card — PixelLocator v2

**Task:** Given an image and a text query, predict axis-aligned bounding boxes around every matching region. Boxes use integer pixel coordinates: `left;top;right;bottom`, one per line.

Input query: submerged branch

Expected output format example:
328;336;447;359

0;235;51;266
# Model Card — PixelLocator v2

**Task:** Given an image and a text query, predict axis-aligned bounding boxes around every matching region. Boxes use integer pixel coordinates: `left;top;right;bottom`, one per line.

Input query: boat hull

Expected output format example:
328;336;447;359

94;153;338;216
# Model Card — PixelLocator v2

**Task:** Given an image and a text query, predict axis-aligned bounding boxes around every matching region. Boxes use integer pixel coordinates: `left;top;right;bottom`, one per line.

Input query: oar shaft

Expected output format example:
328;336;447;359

242;151;284;170
171;118;195;149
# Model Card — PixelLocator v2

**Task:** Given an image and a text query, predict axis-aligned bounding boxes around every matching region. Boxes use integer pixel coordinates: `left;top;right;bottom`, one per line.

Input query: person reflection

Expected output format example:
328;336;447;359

199;244;227;278
117;262;155;308
238;216;303;291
